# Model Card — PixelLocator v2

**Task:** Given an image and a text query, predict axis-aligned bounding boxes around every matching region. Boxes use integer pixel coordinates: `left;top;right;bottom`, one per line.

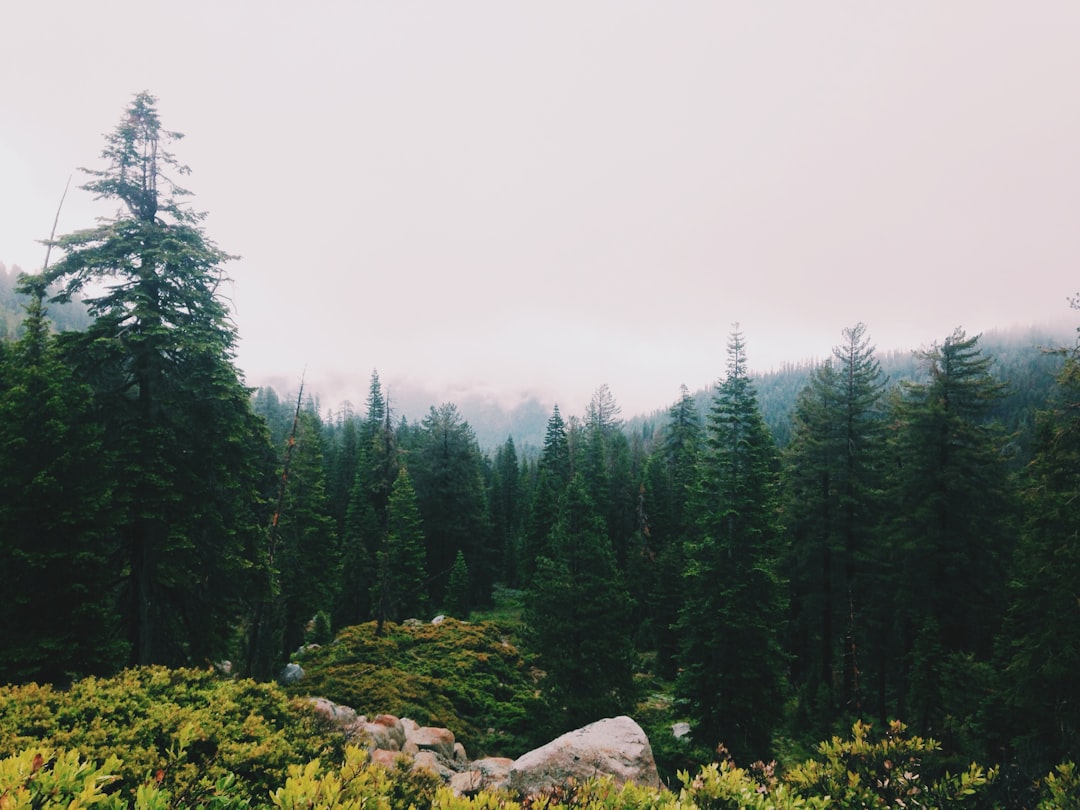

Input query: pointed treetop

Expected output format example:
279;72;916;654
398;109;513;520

725;323;749;382
81;91;197;224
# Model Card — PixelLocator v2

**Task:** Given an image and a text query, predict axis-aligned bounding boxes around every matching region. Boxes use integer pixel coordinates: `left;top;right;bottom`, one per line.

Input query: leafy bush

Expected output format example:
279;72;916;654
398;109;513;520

0;747;130;809
783;720;996;808
0;667;342;806
1037;761;1080;810
288;619;544;757
1;732;1073;808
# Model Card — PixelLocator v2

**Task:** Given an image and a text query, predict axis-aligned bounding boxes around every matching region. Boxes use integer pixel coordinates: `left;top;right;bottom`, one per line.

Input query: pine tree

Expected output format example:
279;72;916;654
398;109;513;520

637;384;702;679
783;324;888;725
522;405;571;578
885;328;1015;731
582;384;636;571
335;371;395;627
443;549;471;618
409;403;492;605
676;326;787;763
0;283;127;683
488;436;523;587
276;408;340;659
372;466;429;632
525;473;637;734
998;300;1080;773
32;92;273;666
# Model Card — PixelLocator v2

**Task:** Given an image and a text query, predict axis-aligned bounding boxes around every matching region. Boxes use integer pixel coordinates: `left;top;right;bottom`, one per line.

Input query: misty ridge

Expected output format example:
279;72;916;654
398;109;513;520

264;318;1075;455
2;252;1072;455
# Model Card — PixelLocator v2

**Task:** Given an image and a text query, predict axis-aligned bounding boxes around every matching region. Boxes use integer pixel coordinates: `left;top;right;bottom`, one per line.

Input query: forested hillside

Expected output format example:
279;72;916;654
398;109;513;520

3;93;1079;808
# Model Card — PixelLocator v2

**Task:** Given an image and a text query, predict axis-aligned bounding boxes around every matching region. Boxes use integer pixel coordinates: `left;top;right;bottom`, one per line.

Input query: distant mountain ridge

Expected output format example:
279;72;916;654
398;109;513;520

451;321;1074;455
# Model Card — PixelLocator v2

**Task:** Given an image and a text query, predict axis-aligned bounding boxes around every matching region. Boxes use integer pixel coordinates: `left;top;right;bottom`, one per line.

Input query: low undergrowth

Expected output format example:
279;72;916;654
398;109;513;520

285;618;544;757
0;666;342;806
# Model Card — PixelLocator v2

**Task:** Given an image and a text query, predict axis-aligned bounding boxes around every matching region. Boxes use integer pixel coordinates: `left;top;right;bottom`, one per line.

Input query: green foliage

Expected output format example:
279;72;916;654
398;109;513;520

784;720;996;808
306;612;333;647
997;318;1080;780
268;746;439;810
677;327;787;764
21;92;275;668
0;667;342;806
6;702;1078;808
1036;761;1080;810
781;324;888;730
880;328;1015;745
0;748;130;810
372;467;430;627
285;619;543;757
444;550;472;618
0;288;126;684
276;408;340;660
677;759;825;810
525;474;639;737
409;403;493;606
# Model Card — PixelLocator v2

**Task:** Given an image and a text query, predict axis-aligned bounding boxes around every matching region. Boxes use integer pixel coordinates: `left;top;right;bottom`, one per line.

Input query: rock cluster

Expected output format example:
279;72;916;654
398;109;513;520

306;699;660;797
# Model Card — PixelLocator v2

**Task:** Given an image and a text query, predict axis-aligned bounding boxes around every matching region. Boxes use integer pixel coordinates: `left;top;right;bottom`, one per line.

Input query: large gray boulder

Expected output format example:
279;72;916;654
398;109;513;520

508;716;661;795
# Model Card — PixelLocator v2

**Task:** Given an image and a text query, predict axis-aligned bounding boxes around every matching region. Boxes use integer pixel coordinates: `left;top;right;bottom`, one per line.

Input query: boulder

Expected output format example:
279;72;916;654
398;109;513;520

508;716;660;795
672;722;691;740
412;750;454;780
354;719;402;751
370;749;405;769
372;714;407;749
406;724;457;760
450;757;514;795
306;697;358;729
278;663;304;685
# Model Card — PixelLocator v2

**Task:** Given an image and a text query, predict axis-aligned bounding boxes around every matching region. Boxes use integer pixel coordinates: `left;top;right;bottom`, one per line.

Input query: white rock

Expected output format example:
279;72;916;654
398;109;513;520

509;716;660;795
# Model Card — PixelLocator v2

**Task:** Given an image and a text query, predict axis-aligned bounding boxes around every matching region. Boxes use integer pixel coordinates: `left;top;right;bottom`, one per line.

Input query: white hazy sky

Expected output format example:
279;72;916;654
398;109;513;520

2;2;1077;417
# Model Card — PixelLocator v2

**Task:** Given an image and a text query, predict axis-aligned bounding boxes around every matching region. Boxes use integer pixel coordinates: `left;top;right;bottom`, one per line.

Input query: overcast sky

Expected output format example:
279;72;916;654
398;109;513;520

2;2;1077;417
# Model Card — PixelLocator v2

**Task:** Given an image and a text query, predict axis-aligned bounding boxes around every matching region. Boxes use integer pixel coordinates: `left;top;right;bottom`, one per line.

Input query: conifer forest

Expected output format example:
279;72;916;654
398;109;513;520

2;93;1079;808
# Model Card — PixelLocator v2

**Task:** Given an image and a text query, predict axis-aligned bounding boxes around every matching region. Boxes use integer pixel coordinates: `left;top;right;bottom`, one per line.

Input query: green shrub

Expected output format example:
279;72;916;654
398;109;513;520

1037;761;1080;810
288;619;544;757
0;747;130;809
783;720;996;808
0;667;342;806
267;746;440;810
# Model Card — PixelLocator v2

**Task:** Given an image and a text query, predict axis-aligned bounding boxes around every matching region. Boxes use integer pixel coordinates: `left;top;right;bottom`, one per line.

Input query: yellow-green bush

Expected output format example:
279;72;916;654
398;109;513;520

783;720;996;808
0;667;341;806
5;676;1071;810
0;747;128;810
2;738;1074;809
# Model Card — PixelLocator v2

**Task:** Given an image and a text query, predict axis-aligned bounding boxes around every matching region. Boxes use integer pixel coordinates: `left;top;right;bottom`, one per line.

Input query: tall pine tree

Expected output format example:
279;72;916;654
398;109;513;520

676;327;787;763
783;324;887;726
32;92;273;666
372;466;429;632
885;328;1014;733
